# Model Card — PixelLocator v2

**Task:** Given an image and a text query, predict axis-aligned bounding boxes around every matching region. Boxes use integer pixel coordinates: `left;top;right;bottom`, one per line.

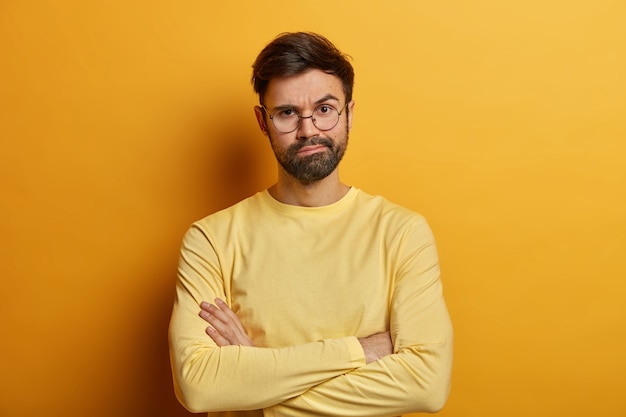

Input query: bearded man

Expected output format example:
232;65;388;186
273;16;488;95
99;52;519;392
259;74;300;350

169;32;453;417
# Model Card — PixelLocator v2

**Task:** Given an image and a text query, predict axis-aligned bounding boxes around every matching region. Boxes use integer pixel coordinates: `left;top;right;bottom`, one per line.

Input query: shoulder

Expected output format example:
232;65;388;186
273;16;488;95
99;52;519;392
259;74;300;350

351;190;437;262
183;191;267;240
353;189;427;225
198;191;265;223
352;189;436;247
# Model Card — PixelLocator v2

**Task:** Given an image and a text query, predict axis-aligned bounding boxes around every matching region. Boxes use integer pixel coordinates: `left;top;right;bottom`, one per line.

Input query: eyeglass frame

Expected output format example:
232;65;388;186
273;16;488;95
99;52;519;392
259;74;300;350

259;102;349;133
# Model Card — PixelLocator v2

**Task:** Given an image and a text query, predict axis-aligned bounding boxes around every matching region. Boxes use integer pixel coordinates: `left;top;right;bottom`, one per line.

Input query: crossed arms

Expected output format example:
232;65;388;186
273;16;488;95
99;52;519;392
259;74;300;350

200;298;394;364
171;286;452;416
169;218;453;416
171;283;452;416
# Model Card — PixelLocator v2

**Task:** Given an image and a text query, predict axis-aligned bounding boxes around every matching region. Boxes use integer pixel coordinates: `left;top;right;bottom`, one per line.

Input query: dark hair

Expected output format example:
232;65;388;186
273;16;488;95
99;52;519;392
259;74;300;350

252;32;354;104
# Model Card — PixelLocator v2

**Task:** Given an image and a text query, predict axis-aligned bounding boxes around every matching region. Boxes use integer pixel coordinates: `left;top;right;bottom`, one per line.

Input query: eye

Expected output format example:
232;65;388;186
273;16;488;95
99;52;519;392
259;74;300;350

277;108;297;118
316;104;335;116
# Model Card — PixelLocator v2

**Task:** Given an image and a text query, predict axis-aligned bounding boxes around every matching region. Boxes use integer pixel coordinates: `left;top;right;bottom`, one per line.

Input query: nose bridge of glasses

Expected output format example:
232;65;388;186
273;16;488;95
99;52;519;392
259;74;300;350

299;113;315;122
295;113;317;133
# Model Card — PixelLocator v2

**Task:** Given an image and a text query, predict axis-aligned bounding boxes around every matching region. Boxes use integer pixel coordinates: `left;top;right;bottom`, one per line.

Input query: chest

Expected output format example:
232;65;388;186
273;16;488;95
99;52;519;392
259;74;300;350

223;221;395;346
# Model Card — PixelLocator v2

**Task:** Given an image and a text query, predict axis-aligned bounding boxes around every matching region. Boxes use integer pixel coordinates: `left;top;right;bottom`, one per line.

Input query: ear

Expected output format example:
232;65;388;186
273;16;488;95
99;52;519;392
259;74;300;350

347;100;355;131
254;106;269;136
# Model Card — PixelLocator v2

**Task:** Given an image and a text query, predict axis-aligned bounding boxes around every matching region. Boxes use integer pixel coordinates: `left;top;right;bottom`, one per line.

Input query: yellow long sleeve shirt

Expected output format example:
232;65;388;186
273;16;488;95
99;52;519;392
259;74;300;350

169;187;453;416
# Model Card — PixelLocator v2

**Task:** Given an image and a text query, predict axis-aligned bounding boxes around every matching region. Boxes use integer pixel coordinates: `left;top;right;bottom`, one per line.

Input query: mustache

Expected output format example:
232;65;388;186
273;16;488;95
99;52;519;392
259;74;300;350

290;137;334;152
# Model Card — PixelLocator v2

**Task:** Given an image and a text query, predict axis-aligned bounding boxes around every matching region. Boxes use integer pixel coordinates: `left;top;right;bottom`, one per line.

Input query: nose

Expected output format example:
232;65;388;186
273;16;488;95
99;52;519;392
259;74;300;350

296;114;319;139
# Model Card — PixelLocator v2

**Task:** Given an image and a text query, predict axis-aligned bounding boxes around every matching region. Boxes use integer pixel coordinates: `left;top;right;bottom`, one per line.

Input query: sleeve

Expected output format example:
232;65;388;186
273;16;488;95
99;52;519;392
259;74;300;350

168;224;366;414
263;217;453;417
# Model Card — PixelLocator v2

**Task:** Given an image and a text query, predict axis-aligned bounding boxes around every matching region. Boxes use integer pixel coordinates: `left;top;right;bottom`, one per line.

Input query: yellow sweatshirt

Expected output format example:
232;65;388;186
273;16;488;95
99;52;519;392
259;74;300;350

169;187;453;416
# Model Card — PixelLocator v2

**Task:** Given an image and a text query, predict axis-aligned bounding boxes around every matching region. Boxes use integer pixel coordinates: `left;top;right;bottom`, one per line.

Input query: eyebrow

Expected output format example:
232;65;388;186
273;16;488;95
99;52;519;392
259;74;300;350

314;94;340;105
272;94;340;112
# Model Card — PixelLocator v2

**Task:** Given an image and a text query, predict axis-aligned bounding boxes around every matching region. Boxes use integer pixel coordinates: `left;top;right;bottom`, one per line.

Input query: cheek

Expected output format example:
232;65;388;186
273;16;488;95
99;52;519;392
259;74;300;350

268;131;295;150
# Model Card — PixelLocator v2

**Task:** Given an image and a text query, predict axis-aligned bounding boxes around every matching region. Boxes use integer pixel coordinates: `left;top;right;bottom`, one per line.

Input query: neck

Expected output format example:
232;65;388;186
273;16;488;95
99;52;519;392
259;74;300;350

269;169;350;207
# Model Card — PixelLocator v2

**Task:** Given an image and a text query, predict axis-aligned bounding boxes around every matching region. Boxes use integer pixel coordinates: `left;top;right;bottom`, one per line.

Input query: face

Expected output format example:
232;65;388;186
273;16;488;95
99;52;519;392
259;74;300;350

254;69;354;184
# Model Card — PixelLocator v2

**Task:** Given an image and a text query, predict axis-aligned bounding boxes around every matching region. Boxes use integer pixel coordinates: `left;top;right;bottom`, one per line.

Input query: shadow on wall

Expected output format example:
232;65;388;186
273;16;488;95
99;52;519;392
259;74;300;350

187;99;272;216
127;104;270;416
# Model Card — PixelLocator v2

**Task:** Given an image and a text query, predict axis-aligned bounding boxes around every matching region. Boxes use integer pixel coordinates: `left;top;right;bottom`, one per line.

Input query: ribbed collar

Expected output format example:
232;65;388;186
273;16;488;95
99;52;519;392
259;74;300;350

261;187;360;216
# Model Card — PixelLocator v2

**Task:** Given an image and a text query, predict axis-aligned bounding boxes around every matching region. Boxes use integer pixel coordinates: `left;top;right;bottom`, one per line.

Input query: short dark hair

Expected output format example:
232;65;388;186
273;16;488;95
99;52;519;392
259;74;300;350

252;32;354;105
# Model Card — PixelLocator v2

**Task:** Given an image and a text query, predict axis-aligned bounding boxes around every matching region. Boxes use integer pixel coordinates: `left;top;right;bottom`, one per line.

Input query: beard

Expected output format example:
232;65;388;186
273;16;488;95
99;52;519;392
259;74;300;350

270;131;349;184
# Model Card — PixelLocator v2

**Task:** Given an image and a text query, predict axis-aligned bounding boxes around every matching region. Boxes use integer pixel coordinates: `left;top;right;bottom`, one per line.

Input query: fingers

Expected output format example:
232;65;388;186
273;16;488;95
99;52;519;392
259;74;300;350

199;299;254;347
205;324;231;346
214;298;248;335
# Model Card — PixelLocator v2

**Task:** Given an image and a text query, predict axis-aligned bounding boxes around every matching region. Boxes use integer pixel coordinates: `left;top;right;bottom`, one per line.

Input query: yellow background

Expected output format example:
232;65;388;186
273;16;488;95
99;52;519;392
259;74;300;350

2;1;625;416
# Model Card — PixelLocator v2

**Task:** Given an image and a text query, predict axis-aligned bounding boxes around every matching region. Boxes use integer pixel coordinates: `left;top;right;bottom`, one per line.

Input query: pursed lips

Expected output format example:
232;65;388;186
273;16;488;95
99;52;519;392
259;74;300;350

296;145;328;156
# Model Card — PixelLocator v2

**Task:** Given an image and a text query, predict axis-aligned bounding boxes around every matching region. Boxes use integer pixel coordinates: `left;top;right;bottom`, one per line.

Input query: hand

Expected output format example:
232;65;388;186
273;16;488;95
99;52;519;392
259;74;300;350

358;331;393;364
199;298;254;347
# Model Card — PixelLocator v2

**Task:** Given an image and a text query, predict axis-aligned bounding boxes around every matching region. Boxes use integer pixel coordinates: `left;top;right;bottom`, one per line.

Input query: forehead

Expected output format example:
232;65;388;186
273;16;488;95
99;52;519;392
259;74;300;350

264;69;345;106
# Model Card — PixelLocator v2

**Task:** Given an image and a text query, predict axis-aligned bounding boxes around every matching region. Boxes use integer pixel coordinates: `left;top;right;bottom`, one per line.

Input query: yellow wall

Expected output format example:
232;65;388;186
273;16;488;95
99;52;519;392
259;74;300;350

1;1;625;416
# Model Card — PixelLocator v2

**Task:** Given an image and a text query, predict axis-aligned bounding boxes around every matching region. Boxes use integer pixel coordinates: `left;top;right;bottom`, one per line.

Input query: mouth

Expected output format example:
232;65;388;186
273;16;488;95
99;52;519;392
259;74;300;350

296;145;328;156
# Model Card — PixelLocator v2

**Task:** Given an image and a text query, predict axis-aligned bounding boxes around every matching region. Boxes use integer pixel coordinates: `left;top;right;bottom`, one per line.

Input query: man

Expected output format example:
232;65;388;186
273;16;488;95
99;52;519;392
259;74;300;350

169;32;453;417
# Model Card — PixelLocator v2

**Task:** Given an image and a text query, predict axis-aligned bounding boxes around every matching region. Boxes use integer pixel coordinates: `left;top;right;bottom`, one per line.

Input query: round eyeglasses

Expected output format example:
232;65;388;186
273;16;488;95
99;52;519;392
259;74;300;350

260;103;347;133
